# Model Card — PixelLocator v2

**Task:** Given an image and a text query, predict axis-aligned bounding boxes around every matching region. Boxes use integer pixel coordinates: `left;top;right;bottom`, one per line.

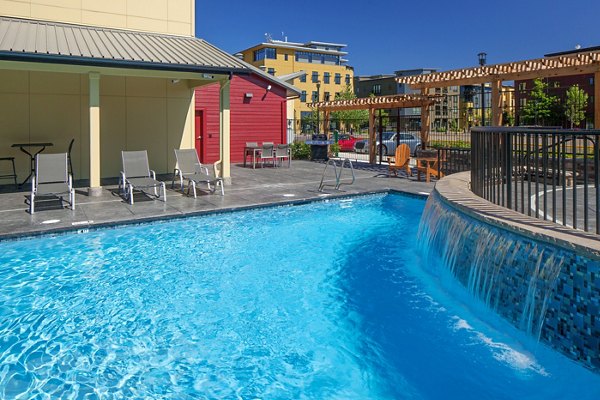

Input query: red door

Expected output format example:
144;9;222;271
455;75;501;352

195;110;205;162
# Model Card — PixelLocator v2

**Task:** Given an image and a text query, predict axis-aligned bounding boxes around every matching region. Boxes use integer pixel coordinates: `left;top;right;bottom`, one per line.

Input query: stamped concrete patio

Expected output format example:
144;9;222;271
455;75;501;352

0;160;435;240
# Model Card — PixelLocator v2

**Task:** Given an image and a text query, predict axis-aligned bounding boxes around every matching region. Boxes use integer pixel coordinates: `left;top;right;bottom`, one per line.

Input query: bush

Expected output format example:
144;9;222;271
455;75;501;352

291;141;311;160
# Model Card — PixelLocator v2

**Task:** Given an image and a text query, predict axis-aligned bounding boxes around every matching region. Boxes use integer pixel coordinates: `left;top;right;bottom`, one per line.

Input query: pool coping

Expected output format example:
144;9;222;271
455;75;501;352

0;189;427;242
434;171;600;260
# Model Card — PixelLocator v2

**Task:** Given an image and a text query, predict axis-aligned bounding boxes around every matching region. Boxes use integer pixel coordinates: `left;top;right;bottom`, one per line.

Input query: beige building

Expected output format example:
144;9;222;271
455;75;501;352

0;0;247;194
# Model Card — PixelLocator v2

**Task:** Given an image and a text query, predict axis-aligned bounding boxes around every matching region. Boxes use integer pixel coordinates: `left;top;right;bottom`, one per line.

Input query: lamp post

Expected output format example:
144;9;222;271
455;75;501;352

478;52;487;127
316;81;321;134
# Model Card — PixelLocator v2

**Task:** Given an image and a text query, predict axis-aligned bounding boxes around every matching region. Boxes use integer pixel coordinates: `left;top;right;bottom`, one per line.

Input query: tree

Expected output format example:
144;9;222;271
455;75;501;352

520;78;558;126
564;84;588;128
331;85;369;132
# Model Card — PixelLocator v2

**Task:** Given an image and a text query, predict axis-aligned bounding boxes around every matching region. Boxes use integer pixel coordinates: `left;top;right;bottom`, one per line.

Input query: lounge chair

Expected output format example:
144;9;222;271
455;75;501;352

275;144;291;167
30;152;75;214
387;144;411;177
120;150;166;205
173;149;224;197
260;143;275;167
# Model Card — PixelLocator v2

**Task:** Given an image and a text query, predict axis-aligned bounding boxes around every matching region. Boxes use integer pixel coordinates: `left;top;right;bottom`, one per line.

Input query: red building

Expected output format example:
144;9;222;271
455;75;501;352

195;70;299;164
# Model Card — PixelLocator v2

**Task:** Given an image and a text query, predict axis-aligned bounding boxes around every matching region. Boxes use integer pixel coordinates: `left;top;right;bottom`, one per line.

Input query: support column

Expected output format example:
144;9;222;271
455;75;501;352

88;72;102;196
323;110;330;137
420;102;431;149
368;108;376;164
491;79;502;126
219;79;232;184
595;71;600;129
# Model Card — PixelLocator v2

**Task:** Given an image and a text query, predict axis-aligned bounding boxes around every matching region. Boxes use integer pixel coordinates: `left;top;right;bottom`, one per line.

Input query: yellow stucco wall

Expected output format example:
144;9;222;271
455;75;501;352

0;0;194;36
0;69;194;180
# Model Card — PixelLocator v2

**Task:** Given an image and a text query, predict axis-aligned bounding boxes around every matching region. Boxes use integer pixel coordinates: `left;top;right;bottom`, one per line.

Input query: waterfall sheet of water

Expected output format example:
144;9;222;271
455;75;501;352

417;192;564;340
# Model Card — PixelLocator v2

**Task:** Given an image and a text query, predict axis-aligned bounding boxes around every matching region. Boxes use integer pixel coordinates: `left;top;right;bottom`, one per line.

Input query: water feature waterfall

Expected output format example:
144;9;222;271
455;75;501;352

417;191;565;339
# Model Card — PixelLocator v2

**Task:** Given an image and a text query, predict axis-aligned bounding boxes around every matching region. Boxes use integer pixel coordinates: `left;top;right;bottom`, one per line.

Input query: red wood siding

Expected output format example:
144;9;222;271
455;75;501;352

195;74;287;164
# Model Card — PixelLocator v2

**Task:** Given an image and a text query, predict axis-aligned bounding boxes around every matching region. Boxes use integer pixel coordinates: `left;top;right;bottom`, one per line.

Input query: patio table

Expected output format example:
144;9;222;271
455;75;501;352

11;142;54;186
243;145;262;169
415;156;440;183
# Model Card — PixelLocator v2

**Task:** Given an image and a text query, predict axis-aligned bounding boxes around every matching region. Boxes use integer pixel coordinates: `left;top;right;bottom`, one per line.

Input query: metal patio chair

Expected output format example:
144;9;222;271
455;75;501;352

120;150;166;205
30;152;75;214
260;143;275;167
275;144;291;167
172;149;224;197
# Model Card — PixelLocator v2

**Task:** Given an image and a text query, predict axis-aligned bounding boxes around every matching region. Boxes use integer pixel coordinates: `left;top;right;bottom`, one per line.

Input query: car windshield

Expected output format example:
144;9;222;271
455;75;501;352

381;132;395;140
338;135;350;140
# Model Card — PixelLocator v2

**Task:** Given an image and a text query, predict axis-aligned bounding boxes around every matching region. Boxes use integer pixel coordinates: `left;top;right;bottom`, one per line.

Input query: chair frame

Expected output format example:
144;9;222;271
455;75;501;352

387;143;412;177
275;144;291;167
119;150;166;205
260;143;276;167
30;153;75;214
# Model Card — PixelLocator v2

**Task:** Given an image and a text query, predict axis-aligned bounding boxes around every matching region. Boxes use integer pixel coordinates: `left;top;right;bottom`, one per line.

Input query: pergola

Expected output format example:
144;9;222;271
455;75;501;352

396;50;600;128
308;94;441;163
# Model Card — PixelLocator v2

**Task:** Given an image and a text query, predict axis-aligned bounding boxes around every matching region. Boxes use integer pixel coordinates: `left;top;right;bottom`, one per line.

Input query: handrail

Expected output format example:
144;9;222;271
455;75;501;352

318;158;355;192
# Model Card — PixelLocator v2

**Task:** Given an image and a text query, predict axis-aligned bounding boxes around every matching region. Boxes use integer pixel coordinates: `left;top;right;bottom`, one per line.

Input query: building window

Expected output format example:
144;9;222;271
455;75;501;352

519;98;527;107
323;72;330;84
267;68;275;75
518;82;526;91
312;71;319;83
590;77;595;85
334;73;341;84
552;81;560;88
372;84;381;95
284;54;288;61
312;91;319;102
335;92;340;98
324;92;330;101
296;51;313;63
253;48;276;61
300;74;306;83
345;74;350;85
300;91;307;102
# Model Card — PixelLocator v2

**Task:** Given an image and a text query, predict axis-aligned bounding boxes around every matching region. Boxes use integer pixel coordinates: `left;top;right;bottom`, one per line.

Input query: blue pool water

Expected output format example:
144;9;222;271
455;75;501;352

0;194;599;399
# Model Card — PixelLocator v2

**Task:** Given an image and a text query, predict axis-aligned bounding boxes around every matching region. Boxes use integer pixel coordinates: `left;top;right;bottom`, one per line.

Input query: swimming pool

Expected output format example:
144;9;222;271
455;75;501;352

0;193;599;399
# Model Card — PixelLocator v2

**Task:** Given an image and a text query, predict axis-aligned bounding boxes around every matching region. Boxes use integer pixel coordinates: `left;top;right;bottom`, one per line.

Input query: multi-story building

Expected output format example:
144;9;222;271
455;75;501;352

238;38;354;132
514;46;598;127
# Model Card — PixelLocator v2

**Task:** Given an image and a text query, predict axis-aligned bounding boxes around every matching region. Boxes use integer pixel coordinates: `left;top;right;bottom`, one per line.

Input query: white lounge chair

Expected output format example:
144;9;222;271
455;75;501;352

120;150;166;205
173;149;224;197
30;153;75;214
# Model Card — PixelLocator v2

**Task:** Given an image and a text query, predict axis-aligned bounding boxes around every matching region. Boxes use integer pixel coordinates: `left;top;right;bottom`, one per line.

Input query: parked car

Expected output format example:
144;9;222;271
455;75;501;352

336;134;359;152
354;132;422;156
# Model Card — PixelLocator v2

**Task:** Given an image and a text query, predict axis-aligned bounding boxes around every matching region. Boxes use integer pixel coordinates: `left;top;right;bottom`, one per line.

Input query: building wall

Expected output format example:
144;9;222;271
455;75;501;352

195;74;287;164
240;44;354;125
0;0;194;36
0;69;194;180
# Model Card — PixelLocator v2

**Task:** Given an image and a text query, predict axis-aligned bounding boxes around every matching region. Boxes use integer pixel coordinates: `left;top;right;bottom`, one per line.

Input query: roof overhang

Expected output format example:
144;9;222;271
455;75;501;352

0;16;251;76
396;51;600;89
308;94;442;111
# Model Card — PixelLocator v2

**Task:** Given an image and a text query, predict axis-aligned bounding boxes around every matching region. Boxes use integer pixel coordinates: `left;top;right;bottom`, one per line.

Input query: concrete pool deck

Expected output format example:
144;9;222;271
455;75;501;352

0;160;435;240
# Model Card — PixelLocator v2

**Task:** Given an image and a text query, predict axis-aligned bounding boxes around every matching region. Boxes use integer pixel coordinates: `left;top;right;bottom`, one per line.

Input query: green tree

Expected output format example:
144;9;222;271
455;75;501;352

520;79;558;126
564;84;588;128
331;85;369;132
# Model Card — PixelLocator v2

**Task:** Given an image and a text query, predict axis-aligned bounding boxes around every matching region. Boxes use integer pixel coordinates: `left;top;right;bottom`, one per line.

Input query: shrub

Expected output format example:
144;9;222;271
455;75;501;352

291;141;311;160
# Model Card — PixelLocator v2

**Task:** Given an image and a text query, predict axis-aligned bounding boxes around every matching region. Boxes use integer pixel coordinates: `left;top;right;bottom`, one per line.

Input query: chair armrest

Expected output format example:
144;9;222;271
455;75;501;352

213;161;222;178
150;170;156;180
200;166;209;175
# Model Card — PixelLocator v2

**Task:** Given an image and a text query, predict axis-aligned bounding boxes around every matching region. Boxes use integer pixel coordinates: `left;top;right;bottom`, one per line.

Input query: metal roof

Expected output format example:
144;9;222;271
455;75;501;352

0;16;250;74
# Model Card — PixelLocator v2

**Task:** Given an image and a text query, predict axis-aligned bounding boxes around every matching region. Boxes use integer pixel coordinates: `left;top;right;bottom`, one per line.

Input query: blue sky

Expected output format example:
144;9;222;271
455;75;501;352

196;0;600;76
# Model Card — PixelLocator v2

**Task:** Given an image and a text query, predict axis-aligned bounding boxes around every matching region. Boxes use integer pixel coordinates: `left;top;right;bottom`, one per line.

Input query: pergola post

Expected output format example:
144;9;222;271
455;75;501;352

219;79;231;184
420;90;431;149
595;70;600;129
491;79;502;126
324;110;330;137
368;108;376;164
88;72;101;196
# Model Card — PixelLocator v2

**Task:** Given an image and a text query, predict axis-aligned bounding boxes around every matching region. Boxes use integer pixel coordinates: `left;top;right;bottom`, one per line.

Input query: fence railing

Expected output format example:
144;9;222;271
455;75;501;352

471;127;600;234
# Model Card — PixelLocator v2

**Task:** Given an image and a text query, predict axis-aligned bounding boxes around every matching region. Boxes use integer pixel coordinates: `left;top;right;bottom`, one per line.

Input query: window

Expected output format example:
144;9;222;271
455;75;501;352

552;81;560;88
345;74;350;85
519;98;527;107
300;74;306;83
253;48;276;61
324;92;330;101
518;82;527;91
312;91;319;102
323;72;330;84
284;54;288;61
312;71;319;83
334;73;341;84
372;84;381;95
335;92;340;98
267;68;275;76
590;77;595;85
300;91;307;102
296;51;313;63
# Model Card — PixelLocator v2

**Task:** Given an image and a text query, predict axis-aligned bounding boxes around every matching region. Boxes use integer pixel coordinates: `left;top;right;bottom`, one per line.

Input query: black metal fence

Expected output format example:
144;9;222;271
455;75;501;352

471;127;600;234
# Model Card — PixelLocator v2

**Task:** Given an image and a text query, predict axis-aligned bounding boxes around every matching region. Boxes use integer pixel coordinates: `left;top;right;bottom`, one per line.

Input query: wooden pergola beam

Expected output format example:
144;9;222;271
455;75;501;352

307;94;442;111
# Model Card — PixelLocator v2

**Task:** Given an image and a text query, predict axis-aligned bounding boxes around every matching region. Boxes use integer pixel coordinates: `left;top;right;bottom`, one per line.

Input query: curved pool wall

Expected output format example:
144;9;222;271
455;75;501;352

418;172;600;371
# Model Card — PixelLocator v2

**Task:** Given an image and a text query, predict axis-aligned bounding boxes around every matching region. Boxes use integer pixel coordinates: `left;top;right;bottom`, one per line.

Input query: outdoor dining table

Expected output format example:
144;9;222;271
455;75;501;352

415;156;439;183
243;145;262;169
11;142;54;186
